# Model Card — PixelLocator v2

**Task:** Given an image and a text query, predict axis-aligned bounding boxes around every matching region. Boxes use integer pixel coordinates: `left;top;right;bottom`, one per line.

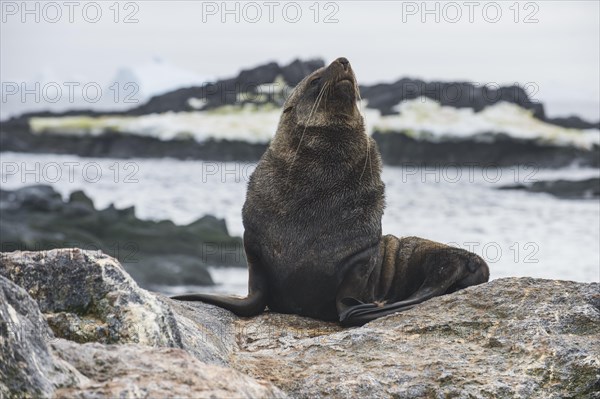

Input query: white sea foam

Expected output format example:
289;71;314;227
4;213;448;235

376;98;599;149
29;99;599;149
29;105;280;144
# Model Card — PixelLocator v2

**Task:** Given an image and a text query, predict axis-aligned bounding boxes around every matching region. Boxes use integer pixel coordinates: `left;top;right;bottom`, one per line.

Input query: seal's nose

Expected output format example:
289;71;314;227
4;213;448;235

336;57;350;71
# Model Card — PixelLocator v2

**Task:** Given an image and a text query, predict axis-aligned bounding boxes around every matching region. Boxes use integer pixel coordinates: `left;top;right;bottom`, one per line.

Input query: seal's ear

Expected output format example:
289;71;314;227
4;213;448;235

283;106;293;114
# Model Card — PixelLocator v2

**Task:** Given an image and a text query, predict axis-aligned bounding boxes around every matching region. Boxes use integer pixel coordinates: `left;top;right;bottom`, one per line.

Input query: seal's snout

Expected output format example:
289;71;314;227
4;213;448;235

327;57;354;87
336;57;350;71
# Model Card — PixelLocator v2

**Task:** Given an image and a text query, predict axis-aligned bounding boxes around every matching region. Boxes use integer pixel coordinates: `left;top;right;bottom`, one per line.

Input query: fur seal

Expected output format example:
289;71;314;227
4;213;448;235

172;57;489;326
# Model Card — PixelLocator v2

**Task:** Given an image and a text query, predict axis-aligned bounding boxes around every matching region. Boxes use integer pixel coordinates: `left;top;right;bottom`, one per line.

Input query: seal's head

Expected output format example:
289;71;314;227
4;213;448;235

279;57;361;130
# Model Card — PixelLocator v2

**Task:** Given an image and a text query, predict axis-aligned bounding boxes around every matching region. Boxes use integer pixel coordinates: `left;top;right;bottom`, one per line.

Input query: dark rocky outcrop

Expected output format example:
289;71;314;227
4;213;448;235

0;58;324;124
360;80;599;130
128;58;324;115
1;249;598;398
2;58;598;166
2;127;597;167
499;177;600;199
360;79;545;117
373;131;600;168
545;115;600;130
0;128;268;161
0;185;246;290
3;58;597;129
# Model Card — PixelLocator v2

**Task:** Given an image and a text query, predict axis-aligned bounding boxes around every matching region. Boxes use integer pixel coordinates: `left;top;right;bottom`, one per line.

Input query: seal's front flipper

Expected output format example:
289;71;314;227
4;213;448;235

170;290;266;317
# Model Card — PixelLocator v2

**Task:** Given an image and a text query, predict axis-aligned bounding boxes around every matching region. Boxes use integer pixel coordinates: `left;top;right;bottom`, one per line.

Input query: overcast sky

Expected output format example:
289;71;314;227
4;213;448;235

2;1;599;119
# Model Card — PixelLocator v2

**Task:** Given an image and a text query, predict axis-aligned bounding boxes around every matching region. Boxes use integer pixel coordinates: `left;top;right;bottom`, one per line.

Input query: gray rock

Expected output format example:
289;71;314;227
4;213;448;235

0;258;283;398
229;278;600;398
0;249;230;365
1;249;598;398
68;190;95;209
51;339;285;399
9;185;64;212
0;275;87;398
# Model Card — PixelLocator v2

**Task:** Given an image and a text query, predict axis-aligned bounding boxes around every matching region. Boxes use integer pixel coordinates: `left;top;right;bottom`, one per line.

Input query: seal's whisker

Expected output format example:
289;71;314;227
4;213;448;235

288;82;329;177
325;81;334;111
357;87;372;181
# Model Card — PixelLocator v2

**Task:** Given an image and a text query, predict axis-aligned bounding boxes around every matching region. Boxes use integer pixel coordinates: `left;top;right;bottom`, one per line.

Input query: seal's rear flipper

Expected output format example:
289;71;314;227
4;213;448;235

338;286;447;326
339;247;492;326
171;291;266;317
339;303;416;326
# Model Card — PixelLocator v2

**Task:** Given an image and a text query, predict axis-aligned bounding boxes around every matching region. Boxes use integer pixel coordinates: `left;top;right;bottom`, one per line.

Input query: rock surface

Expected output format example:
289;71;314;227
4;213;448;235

0;249;283;398
1;249;599;398
233;280;600;398
0;185;246;290
0;249;234;364
51;339;284;399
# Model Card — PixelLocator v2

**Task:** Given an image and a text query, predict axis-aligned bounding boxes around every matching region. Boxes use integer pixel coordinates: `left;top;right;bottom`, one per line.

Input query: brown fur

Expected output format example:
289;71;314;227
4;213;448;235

172;58;490;326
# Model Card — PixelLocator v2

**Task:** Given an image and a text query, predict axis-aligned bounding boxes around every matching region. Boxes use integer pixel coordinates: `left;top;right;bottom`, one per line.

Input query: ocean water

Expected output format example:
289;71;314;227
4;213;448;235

1;152;598;294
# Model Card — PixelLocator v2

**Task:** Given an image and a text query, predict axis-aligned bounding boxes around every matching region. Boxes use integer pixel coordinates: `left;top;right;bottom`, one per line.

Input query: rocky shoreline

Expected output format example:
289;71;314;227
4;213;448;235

2;128;598;168
1;249;599;398
499;177;600;199
0;185;245;291
0;127;269;162
373;131;599;168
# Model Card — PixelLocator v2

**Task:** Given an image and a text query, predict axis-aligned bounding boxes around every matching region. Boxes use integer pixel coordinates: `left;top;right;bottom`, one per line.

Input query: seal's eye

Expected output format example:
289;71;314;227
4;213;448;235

283;106;293;114
310;77;321;86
